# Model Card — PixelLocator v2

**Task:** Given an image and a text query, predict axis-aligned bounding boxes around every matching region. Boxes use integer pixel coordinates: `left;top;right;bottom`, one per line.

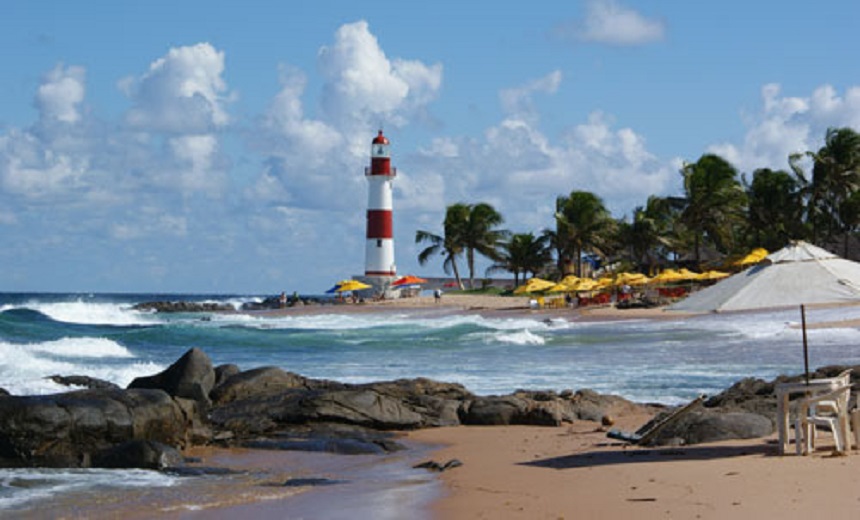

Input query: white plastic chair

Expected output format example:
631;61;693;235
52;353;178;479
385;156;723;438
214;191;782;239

808;369;852;415
795;384;852;455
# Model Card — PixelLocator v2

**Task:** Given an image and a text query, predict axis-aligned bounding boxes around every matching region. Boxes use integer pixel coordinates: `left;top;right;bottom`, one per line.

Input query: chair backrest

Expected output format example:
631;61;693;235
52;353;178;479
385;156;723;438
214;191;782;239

807;384;852;417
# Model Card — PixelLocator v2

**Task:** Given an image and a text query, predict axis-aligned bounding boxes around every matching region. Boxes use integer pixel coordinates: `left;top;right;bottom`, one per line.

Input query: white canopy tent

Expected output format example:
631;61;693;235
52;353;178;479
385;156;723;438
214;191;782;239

669;241;860;313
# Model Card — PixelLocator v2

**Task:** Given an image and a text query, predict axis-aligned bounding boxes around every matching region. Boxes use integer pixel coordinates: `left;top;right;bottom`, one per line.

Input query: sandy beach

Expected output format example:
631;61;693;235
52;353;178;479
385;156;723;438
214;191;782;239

410;418;860;519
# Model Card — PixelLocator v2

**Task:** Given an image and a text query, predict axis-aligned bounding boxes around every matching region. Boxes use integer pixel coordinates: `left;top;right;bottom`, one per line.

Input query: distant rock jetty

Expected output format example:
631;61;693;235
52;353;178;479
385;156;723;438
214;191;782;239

133;296;324;313
0;347;853;471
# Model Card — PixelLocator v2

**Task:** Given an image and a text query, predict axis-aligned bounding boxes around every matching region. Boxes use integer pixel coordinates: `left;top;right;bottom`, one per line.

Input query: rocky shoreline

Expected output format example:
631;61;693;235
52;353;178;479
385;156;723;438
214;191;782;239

0;347;855;473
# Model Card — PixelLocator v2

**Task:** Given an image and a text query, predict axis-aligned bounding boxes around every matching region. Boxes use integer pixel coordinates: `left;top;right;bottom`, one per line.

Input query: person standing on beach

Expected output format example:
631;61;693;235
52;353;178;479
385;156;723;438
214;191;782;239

434;289;442;303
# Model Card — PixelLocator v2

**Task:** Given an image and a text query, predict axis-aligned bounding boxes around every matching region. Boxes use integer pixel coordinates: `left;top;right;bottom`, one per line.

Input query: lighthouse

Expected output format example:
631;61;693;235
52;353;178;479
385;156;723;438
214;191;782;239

364;130;397;285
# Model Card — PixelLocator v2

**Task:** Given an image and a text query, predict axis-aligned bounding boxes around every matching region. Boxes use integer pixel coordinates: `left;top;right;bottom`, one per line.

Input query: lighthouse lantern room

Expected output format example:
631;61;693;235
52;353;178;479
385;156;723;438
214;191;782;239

363;130;397;292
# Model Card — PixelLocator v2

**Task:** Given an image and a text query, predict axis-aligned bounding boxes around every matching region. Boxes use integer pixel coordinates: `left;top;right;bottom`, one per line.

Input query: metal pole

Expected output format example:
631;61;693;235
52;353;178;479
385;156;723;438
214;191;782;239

801;304;809;385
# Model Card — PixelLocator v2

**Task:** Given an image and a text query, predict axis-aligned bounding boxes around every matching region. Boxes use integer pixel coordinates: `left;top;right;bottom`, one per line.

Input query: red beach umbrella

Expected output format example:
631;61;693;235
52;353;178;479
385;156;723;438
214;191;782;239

392;275;428;287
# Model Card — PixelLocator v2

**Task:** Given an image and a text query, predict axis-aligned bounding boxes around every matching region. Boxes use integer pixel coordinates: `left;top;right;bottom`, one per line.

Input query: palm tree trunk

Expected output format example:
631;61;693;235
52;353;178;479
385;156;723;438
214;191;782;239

450;256;465;290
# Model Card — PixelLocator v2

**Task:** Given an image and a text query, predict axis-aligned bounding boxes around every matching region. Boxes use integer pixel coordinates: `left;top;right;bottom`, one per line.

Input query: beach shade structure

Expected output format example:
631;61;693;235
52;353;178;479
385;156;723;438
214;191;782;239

733;247;769;267
559;275;581;286
325;280;352;294
513;277;556;295
569;278;601;292
334;280;372;293
676;268;701;281
613;272;651;286
649;269;685;284
391;275;427;287
669;241;860;313
696;270;730;281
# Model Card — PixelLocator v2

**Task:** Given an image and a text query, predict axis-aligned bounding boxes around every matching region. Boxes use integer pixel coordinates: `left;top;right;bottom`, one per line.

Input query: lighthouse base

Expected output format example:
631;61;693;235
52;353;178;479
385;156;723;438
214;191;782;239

355;275;398;299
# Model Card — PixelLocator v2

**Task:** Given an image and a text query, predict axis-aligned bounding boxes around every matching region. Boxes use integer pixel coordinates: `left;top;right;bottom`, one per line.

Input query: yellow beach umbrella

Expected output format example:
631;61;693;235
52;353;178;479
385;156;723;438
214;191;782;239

676;268;700;281
335;280;372;292
614;272;651;286
734;247;769;266
650;269;684;284
513;277;556;294
697;270;730;281
569;278;600;292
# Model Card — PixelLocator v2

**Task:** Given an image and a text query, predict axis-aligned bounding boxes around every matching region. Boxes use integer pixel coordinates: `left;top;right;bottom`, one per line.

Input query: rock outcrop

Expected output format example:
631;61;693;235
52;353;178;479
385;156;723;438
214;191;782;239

0;347;835;468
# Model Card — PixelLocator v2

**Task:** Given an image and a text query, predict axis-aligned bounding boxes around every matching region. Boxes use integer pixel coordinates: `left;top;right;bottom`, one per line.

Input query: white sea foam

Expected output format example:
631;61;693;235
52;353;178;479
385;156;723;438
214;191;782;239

0;339;164;395
486;329;546;346
0;468;178;509
27;337;135;358
215;310;555;333
25;300;158;326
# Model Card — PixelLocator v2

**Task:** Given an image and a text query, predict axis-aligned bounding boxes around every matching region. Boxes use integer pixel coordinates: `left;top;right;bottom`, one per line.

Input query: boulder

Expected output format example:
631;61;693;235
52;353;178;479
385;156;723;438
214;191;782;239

0;389;187;468
132;301;234;313
93;440;185;469
128;347;215;408
47;375;121;391
213;364;241;389
459;395;563;426
645;410;774;446
566;389;655;422
210;366;337;404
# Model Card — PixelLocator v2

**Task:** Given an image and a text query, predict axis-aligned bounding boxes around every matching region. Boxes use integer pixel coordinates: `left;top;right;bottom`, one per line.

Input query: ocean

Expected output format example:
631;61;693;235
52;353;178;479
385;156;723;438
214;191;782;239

3;292;860;516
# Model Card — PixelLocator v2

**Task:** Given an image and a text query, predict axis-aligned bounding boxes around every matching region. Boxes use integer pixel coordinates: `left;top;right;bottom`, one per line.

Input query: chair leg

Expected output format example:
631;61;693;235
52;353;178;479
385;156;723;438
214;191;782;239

795;417;806;455
852;409;860;449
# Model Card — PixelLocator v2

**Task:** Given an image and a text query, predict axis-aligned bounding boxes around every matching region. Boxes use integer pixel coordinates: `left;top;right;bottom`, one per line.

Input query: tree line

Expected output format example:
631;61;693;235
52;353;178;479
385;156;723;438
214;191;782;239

416;127;860;289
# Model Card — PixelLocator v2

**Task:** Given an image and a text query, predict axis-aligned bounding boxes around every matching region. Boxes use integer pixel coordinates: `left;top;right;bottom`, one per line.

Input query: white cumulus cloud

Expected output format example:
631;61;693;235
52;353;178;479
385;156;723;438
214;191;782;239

558;0;665;46
35;64;86;124
708;83;860;174
123;43;231;134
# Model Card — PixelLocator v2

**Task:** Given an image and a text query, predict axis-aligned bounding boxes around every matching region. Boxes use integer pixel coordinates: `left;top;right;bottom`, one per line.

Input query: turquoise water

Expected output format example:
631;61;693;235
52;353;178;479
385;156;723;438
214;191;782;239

3;292;860;513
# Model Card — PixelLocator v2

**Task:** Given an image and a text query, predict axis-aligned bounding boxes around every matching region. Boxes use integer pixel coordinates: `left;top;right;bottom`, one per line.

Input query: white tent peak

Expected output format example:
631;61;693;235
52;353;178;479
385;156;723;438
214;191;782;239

766;240;837;264
669;241;860;313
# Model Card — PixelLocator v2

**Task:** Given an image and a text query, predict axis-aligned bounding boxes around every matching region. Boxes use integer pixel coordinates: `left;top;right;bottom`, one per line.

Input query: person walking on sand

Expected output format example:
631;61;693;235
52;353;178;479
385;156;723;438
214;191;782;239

434;288;442;303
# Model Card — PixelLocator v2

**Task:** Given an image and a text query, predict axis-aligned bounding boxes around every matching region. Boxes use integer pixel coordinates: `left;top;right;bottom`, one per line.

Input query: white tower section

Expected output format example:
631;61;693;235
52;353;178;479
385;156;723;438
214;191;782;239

364;130;396;278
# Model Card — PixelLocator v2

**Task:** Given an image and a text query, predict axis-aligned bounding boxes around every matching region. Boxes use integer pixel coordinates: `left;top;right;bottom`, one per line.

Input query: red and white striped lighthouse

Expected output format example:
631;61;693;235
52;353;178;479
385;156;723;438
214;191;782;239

364;130;397;279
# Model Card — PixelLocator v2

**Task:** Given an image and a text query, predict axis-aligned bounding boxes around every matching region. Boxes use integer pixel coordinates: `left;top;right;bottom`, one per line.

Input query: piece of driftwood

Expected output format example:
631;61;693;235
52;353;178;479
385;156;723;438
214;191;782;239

607;395;706;445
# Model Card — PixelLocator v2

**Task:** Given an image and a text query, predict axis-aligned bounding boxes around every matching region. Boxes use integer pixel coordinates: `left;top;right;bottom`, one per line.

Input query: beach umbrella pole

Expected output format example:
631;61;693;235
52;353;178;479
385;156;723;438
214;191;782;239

801;304;809;385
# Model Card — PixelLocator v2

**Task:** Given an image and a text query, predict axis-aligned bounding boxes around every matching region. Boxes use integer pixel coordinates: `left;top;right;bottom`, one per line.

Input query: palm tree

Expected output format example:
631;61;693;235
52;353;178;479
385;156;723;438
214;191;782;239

743;167;804;251
792;127;860;248
679;154;748;264
554;191;615;276
486;232;551;287
616;198;672;274
456;202;509;288
416;202;508;290
415;205;468;290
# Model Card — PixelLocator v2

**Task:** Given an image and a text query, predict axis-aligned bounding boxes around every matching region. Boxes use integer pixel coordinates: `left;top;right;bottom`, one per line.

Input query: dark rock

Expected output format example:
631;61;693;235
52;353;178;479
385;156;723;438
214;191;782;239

0;388;9;397
460;395;562;426
413;459;463;472
281;477;344;487
645;410;773;446
241;423;406;454
210;367;328;405
0;389;187;468
93;440;184;469
128;347;215;408
566;389;655;423
132;301;234;313
47;375;120;391
213;364;241;389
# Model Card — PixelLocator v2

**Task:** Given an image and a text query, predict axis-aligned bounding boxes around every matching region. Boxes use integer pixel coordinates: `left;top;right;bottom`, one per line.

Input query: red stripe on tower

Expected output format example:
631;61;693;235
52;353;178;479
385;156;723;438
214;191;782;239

366;210;393;238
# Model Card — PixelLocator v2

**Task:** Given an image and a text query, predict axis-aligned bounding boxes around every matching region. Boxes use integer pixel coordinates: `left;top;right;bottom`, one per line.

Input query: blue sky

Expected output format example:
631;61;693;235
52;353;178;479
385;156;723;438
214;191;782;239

2;1;859;294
